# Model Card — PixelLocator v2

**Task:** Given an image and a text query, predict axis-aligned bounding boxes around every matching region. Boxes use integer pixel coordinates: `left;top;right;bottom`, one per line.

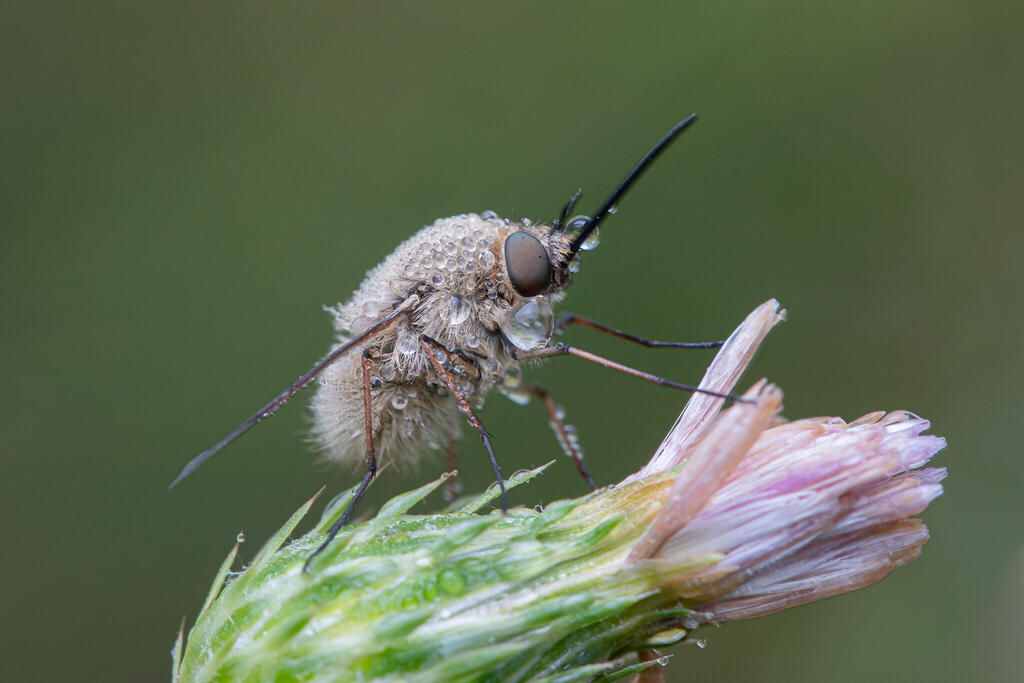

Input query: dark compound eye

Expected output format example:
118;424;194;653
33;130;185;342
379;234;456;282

504;231;552;297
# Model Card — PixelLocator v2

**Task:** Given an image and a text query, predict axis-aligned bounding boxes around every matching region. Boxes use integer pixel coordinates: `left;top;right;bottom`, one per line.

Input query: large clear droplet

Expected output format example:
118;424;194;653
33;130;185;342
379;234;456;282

579;226;600;251
442;295;472;325
498;298;554;351
396;335;419;356
391;395;408;410
500;385;531;405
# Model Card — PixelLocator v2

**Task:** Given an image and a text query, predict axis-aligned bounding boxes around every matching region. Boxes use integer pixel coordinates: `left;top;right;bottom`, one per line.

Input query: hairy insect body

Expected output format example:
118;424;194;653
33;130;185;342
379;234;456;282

173;115;722;567
311;212;573;469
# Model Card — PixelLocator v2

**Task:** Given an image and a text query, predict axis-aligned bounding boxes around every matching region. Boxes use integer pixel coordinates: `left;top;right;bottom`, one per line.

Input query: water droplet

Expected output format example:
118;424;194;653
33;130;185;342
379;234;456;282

443;295;472;325
521;217;533;227
445;258;457;271
695;639;707;649
461;236;476;252
498;298;554;351
379;362;397;382
657;656;670;667
579;227;600;251
478;249;495;269
348;315;376;336
445;241;458;256
391;395;408;410
370;377;383;390
438;568;467;595
431;273;444;285
396;335;419;355
607;205;617;214
554;405;566;420
502;383;531;403
236;532;246;543
466;334;479;348
403;263;417;278
481;210;498;220
569;259;581;273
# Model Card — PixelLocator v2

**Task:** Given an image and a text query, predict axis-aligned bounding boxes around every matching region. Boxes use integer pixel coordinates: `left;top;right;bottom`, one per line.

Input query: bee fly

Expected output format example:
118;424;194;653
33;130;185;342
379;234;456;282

171;114;745;569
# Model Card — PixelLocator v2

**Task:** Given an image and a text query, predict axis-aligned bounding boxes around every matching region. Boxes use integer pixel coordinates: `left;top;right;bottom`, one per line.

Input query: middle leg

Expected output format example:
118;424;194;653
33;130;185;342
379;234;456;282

519;381;597;490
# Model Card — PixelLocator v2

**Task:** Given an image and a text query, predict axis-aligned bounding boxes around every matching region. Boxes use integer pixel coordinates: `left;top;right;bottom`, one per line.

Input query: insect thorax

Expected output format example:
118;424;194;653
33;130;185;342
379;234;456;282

311;212;574;468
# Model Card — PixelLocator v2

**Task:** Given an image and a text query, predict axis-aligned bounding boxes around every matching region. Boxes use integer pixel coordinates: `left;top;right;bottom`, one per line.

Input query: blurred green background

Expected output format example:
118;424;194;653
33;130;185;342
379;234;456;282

3;1;1021;681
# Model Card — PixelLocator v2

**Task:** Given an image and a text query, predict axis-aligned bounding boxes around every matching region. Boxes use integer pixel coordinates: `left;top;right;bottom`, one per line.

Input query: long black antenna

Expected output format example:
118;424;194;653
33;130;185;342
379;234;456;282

568;114;698;256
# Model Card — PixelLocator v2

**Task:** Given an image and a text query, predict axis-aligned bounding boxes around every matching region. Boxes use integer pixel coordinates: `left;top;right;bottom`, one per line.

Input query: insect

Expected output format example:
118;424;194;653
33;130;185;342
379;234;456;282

171;114;744;568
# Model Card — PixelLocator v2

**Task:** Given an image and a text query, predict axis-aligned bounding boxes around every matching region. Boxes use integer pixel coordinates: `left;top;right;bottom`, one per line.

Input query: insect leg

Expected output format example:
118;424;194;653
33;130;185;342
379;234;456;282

421;335;508;512
515;343;751;403
554;313;724;349
519;381;597;490
304;348;379;572
170;299;416;488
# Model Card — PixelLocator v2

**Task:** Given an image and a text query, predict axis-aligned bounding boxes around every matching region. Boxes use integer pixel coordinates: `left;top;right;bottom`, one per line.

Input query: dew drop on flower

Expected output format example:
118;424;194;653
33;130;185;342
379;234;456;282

498;298;554;351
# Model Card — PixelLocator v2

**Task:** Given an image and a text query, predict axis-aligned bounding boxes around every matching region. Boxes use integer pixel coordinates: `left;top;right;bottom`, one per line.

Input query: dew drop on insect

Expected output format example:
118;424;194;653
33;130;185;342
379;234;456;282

658;656;670;667
379;362;397;382
396;335;418;356
466;334;479;348
236;532;246;543
461;236;475;252
349;315;376;337
579;227;600;251
481;210;498;220
478;249;495;269
487;288;498;300
521;217;533;227
694;639;707;649
391;395;408;410
432;273;444;285
445;241;458;256
499;298;554;351
443;295;472;325
445;258;457;271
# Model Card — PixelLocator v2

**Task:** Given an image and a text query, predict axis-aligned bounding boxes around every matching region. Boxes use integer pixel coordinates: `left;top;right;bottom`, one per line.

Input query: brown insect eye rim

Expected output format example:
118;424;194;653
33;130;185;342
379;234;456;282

504;231;553;297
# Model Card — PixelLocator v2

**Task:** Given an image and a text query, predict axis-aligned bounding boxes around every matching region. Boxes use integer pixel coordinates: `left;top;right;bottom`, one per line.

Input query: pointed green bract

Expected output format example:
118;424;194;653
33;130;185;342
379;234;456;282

173;468;694;682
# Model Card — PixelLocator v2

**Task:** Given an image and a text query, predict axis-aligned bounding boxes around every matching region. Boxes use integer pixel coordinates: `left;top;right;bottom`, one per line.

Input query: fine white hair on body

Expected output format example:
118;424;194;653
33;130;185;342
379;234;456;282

310;212;572;469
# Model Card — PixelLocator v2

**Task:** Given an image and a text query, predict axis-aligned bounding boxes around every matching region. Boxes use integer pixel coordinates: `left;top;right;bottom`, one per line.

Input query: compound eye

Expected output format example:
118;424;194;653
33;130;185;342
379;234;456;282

504;231;552;297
